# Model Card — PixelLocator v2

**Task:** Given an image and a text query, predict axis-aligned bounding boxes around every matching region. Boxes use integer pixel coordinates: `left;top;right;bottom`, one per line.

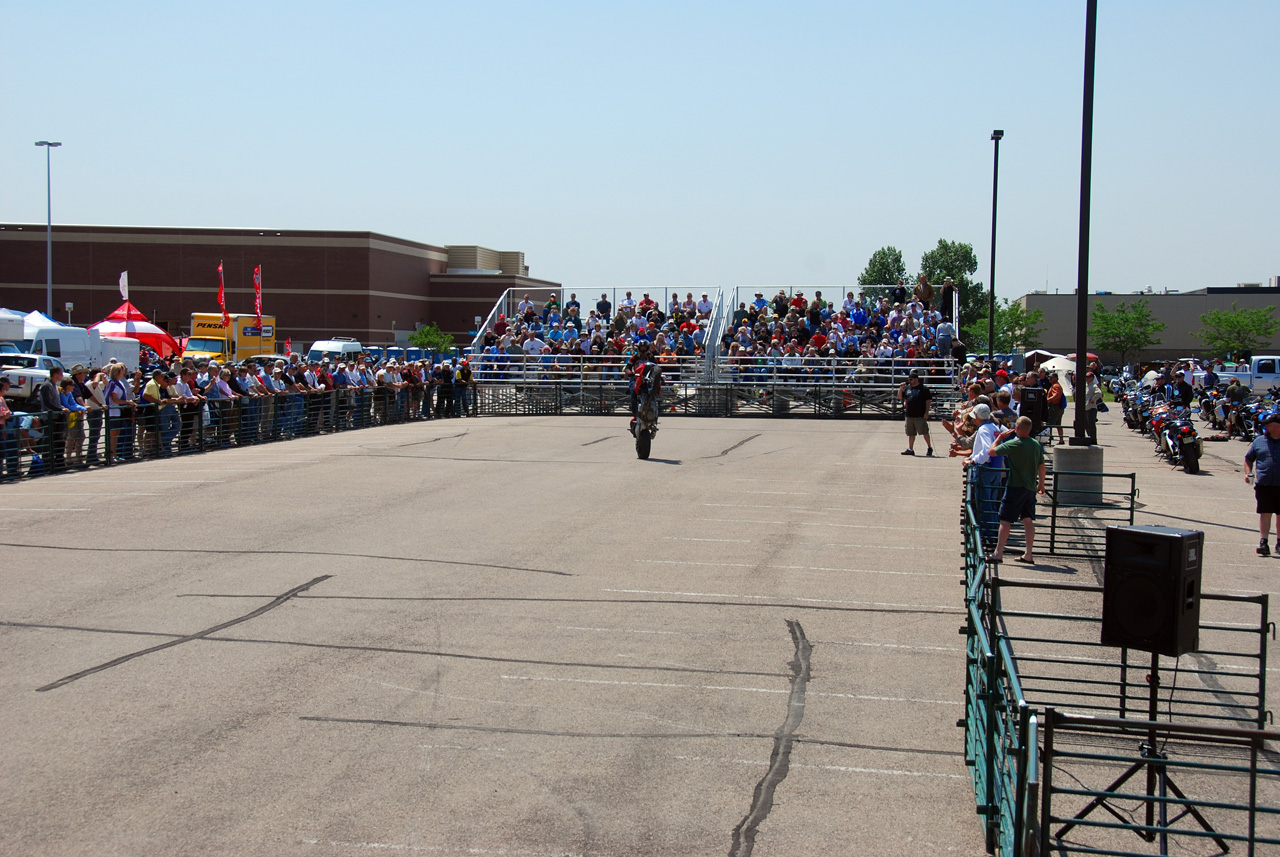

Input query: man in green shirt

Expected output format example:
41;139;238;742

990;416;1047;564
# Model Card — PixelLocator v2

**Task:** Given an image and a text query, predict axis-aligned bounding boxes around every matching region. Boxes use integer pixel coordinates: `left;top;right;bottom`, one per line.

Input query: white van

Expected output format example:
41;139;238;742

307;337;365;364
23;322;141;371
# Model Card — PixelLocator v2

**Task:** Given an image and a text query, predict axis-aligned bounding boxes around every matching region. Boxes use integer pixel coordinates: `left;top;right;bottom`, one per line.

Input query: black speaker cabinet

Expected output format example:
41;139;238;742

1101;526;1203;657
1020;386;1045;436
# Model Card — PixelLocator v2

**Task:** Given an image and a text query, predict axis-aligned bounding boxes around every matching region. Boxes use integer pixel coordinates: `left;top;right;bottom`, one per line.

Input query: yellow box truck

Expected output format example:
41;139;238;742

187;313;277;363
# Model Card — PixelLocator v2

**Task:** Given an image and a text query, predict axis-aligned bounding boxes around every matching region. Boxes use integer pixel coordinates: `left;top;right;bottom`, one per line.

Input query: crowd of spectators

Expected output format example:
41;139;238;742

720;277;962;371
0;349;477;479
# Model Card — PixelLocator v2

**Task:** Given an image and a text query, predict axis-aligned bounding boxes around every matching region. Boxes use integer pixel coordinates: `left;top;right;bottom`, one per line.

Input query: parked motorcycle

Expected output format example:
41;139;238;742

1152;403;1202;474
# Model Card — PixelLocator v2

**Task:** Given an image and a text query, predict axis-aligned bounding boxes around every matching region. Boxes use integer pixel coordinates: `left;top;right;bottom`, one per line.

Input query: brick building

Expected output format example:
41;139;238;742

0;224;559;348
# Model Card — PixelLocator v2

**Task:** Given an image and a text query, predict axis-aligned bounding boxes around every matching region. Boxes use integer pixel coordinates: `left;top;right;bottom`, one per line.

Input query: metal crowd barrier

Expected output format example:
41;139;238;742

965;463;1138;559
961;469;1280;856
0;384;477;481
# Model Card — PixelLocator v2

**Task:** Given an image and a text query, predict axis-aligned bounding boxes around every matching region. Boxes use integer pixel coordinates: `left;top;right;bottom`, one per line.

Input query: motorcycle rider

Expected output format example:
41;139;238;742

1225;377;1250;435
1173;370;1194;409
628;341;663;437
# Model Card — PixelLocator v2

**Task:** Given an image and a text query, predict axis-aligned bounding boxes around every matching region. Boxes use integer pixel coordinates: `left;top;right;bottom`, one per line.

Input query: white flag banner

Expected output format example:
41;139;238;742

119;271;129;301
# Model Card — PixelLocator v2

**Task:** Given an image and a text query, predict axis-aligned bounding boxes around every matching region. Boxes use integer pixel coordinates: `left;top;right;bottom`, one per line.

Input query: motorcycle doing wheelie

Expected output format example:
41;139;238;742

628;361;663;460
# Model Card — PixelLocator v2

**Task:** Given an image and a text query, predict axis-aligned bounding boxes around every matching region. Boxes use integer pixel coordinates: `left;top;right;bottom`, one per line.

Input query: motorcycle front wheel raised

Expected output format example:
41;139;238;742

635;429;652;460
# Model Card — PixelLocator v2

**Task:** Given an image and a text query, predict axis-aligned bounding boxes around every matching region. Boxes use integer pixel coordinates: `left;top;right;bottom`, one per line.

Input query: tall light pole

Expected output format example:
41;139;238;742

35;141;62;317
987;130;1003;363
1071;0;1098;446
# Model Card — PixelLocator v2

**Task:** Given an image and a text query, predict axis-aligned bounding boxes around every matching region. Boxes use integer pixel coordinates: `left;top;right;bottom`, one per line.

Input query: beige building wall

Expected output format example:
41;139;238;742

1018;289;1280;361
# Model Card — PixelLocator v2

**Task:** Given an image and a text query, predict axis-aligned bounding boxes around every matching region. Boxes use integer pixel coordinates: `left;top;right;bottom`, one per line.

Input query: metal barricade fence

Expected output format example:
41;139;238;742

962;465;1280;856
965;463;1137;559
0;381;479;481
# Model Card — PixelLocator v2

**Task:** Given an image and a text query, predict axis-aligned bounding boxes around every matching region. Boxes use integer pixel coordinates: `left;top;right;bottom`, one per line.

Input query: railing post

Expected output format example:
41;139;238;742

1039;708;1055;857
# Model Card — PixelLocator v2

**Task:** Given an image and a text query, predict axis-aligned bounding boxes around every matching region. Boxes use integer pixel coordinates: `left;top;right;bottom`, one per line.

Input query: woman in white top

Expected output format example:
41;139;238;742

105;363;135;462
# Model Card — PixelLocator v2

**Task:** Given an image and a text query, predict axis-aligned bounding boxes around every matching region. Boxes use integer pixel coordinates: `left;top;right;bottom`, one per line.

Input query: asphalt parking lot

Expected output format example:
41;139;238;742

0;409;1274;856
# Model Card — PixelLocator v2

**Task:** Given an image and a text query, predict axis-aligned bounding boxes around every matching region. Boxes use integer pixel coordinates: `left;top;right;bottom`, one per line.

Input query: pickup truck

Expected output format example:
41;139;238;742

1194;356;1280;391
1;354;68;404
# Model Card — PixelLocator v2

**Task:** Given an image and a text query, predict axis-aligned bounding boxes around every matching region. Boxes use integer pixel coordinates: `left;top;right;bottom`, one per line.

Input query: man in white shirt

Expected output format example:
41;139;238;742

619;291;637;316
963;403;1006;544
696;293;714;319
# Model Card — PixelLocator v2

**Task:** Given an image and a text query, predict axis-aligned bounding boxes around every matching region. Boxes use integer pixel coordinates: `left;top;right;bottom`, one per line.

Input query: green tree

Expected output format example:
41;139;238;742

918;239;982;339
968;298;1046;354
857;246;908;286
407;321;456;353
1088;298;1165;366
1194;303;1280;359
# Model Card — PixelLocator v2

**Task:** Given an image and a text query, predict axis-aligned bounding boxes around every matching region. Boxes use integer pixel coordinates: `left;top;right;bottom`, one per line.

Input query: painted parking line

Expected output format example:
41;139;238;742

502;674;958;706
0;507;91;512
662;537;742;543
602;587;957;612
555;625;962;655
636;559;953;578
825;542;956;553
674;755;963;779
698;517;908;531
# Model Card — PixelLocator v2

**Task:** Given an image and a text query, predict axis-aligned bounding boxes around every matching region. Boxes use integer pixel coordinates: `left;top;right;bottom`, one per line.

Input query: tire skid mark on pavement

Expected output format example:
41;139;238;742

0;542;570;577
729;619;811;857
34;574;333;692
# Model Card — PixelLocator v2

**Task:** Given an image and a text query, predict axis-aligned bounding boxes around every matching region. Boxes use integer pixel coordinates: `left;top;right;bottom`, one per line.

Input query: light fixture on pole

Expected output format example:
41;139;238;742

35;141;62;317
65;301;74;324
988;130;1003;363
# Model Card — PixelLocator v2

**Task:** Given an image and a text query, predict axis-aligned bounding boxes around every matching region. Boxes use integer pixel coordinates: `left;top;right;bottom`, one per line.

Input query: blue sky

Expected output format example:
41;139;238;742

3;1;1276;299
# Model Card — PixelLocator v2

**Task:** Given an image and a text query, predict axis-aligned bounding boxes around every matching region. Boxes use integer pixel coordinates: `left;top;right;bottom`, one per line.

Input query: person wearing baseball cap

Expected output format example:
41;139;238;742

963;402;1004;544
899;369;934;456
1245;412;1280;556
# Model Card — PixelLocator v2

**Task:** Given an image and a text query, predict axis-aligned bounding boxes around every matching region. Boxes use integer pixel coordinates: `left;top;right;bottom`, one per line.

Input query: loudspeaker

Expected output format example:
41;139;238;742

1101;526;1203;657
1020;386;1045;436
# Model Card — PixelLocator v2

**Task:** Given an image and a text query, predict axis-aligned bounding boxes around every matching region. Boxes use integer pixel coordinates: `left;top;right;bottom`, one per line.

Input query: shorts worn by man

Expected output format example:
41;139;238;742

990;416;1047;564
1244;412;1280;556
899;370;934;456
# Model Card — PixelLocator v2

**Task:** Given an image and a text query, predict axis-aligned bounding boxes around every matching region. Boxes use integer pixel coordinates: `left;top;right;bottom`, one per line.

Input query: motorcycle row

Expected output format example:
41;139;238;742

1117;380;1280;474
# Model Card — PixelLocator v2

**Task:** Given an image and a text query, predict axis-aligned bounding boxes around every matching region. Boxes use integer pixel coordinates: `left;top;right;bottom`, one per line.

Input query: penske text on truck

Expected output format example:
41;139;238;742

187;313;277;363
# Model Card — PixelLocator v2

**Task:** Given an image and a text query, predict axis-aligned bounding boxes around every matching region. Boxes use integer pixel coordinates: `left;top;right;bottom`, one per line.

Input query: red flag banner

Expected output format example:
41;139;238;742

217;261;230;328
253;265;263;330
285;337;292;355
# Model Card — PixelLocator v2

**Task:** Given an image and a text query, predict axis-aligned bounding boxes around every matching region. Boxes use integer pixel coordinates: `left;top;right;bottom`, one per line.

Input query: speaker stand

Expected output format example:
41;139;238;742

1053;651;1230;854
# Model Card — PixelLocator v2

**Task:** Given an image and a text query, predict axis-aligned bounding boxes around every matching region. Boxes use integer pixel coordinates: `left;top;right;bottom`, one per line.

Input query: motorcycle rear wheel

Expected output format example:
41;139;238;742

636;429;651;460
1182;443;1200;474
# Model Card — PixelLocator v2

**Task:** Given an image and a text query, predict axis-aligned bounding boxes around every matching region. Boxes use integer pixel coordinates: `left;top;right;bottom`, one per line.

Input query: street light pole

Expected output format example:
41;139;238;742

1071;0;1098;446
35;141;62;317
988;130;1003;363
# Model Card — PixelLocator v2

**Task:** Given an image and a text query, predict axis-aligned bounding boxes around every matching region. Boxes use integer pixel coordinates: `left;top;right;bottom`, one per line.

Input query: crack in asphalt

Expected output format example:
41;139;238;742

729;619;812;857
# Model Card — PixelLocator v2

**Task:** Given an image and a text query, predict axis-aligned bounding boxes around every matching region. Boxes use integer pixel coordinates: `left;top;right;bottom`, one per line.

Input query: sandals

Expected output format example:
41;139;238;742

1013;556;1035;565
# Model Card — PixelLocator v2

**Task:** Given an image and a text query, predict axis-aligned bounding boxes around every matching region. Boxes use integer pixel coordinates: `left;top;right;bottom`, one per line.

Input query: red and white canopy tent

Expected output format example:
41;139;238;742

91;301;183;357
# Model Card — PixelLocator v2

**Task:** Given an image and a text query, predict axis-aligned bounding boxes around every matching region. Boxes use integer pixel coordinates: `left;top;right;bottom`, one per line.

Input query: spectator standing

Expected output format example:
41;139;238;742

963;404;1004;542
1083;371;1103;442
898;369;934;456
35;365;69;472
1244;413;1280;556
990;416;1047;564
0;377;15;479
1045;372;1066;444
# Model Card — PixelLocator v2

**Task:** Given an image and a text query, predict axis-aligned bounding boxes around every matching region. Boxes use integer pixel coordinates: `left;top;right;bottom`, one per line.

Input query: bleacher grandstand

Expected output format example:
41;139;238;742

466;284;963;418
